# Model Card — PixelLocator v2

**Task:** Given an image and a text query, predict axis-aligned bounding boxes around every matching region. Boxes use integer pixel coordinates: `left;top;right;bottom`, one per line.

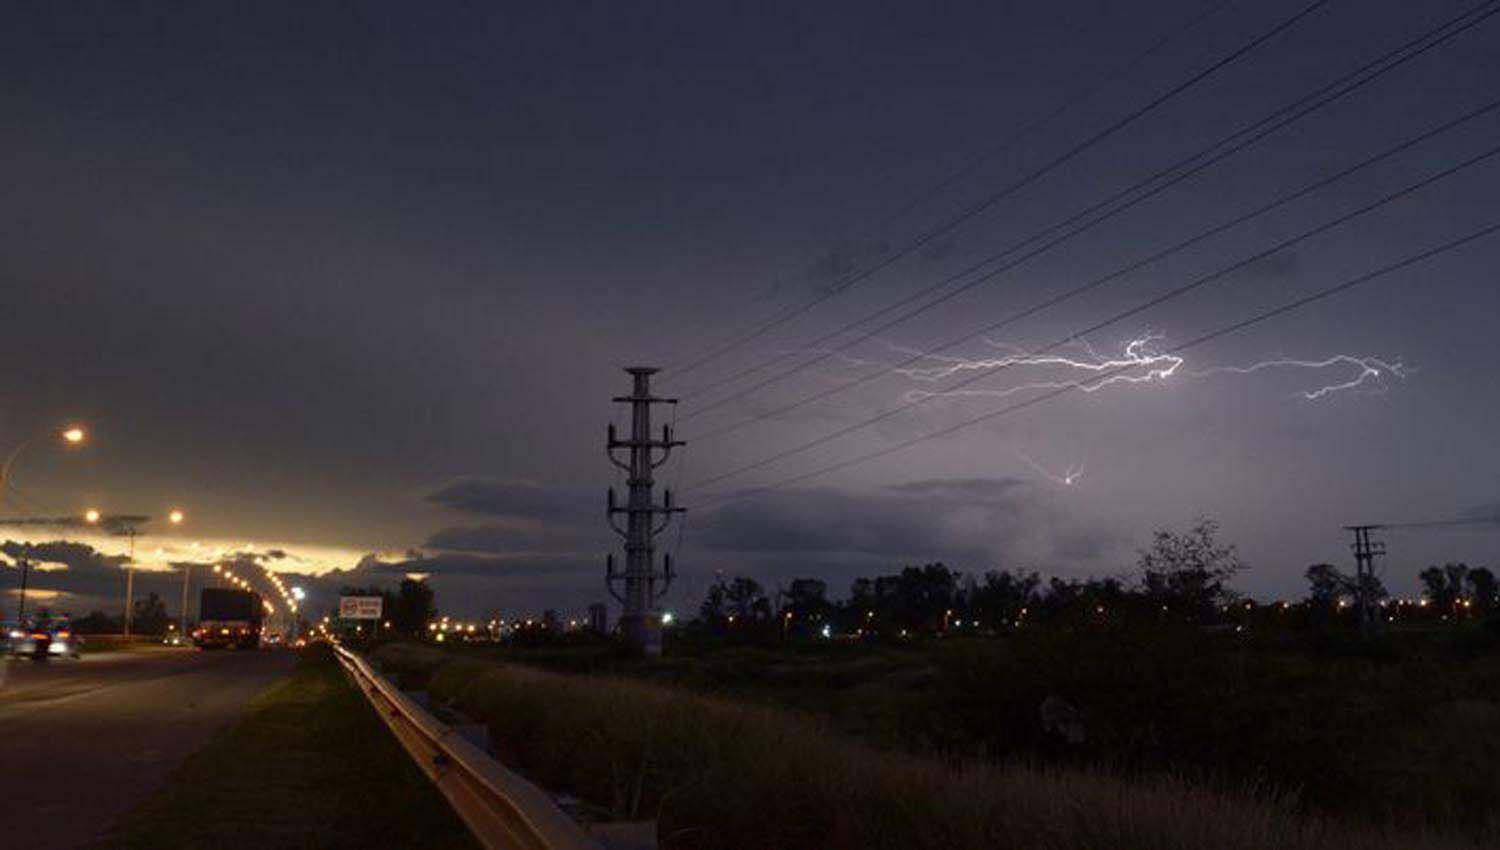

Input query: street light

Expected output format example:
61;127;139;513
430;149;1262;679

84;509;101;524
170;510;191;635
1;424;87;509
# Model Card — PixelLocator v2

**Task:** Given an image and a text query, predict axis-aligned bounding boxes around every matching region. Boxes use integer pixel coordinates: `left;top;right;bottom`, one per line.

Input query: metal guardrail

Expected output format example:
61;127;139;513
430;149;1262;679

332;644;603;850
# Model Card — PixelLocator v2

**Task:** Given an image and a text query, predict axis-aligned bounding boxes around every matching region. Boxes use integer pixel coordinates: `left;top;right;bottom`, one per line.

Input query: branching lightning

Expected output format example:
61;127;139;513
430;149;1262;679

871;334;1406;488
1018;450;1084;487
761;334;1406;488
890;334;1405;403
1184;355;1407;399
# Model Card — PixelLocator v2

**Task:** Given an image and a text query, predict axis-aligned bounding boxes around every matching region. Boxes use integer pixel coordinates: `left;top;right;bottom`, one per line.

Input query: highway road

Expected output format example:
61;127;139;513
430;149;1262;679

0;648;295;848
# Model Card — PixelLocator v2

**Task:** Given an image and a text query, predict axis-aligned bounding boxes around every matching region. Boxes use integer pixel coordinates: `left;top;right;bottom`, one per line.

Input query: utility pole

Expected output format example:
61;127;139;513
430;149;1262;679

122;526;139;636
179;561;193;636
15;556;32;623
606;367;684;656
1344;524;1386;637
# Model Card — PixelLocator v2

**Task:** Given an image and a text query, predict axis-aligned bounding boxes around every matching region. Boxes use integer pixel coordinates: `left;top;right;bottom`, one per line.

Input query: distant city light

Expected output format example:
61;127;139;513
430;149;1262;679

662;612;675;625
84;509;101;523
62;427;86;444
169;509;185;524
290;587;306;600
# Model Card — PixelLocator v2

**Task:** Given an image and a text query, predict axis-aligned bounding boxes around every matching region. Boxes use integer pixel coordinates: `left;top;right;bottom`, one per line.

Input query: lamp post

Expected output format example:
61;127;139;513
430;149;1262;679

15;555;32;624
0;425;86;510
166;510;191;634
87;511;148;636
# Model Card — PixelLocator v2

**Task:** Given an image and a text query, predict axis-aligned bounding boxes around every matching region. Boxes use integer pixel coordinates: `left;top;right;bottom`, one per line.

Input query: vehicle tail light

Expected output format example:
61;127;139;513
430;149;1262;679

56;631;70;639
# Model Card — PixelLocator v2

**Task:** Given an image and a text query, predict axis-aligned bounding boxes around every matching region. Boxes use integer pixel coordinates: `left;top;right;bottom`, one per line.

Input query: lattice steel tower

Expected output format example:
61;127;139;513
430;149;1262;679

1345;524;1386;637
606;367;684;656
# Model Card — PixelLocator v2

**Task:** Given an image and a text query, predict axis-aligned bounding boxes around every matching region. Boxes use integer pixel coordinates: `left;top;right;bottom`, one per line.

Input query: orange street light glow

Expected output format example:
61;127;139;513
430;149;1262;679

84;509;101;523
62;427;86;444
169;509;185;524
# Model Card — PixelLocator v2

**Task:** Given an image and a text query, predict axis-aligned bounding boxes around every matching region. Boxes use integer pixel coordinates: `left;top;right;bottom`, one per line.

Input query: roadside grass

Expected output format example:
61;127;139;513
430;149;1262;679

437;627;1500;833
100;645;477;850
375;643;1472;850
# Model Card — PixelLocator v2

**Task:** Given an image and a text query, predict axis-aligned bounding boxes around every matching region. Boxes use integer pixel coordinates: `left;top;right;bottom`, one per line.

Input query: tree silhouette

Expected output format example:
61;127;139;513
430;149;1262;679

1465;567;1496;615
1420;563;1467;611
132;592;170;635
969;569;1041;626
391;577;436;636
1138;517;1244;621
1305;563;1353;622
700;575;767;628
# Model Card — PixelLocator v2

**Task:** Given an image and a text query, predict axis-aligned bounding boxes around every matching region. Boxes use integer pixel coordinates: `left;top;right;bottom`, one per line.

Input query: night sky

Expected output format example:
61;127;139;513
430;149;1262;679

2;0;1497;618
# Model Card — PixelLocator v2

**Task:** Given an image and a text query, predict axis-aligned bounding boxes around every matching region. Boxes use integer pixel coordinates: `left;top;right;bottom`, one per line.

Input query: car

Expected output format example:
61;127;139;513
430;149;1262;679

2;620;28;655
162;633;187;647
9;617;81;660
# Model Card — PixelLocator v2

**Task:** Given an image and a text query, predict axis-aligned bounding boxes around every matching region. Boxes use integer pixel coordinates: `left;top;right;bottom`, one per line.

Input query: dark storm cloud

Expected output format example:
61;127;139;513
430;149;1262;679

349;551;591;580
425;524;558;554
424;477;598;558
0;539;172;614
0;540;132;602
427;478;588;523
0;0;1494;613
694;477;1125;572
1459;502;1500;524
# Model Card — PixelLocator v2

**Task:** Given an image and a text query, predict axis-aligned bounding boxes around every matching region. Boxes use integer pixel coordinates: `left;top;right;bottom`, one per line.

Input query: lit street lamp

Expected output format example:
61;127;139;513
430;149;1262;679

0;424;86;510
169;510;192;635
83;511;151;636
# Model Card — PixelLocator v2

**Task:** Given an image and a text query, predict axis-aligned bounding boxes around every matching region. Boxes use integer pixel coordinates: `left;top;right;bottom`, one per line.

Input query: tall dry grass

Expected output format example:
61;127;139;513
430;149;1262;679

373;644;1468;850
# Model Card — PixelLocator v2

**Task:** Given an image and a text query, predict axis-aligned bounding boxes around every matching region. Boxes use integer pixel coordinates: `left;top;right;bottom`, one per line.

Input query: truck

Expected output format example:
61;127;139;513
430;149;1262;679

192;588;264;650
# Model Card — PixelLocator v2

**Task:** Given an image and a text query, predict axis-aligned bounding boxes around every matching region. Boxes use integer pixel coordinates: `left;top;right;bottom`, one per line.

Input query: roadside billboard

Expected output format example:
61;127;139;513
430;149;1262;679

339;596;383;620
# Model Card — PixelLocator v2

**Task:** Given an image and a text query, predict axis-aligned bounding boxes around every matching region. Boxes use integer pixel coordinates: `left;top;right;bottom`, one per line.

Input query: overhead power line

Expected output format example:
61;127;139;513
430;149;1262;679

664;1;1237;381
1371;516;1500;530
875;0;1240;231
692;220;1500;506
681;0;1499;419
686;137;1500;492
665;0;1329;383
691;94;1500;443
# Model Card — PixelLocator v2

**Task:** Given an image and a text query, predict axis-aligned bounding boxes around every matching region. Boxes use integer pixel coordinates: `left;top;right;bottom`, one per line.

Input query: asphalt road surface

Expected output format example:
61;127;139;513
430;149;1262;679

0;648;295;848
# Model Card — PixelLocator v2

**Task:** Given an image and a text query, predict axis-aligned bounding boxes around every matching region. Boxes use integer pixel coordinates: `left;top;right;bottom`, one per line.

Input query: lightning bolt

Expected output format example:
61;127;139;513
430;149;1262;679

753;335;1405;488
1018;450;1084;487
1184;355;1406;400
890;335;1405;403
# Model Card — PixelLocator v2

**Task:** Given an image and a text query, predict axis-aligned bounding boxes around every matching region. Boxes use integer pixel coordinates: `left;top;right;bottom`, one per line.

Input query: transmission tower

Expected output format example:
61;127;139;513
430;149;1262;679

606;367;684;656
1344;524;1386;637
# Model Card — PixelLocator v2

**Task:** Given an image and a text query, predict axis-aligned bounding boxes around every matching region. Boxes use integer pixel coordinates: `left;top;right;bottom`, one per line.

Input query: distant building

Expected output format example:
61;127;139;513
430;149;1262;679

588;602;608;634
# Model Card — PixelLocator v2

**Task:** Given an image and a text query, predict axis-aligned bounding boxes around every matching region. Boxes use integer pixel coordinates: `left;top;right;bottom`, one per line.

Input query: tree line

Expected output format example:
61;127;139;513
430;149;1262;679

695;518;1500;639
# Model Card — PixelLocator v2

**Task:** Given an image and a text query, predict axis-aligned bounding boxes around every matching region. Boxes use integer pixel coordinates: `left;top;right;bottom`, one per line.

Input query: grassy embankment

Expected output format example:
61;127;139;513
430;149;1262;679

374;640;1483;850
101;645;477;850
423;625;1500;835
